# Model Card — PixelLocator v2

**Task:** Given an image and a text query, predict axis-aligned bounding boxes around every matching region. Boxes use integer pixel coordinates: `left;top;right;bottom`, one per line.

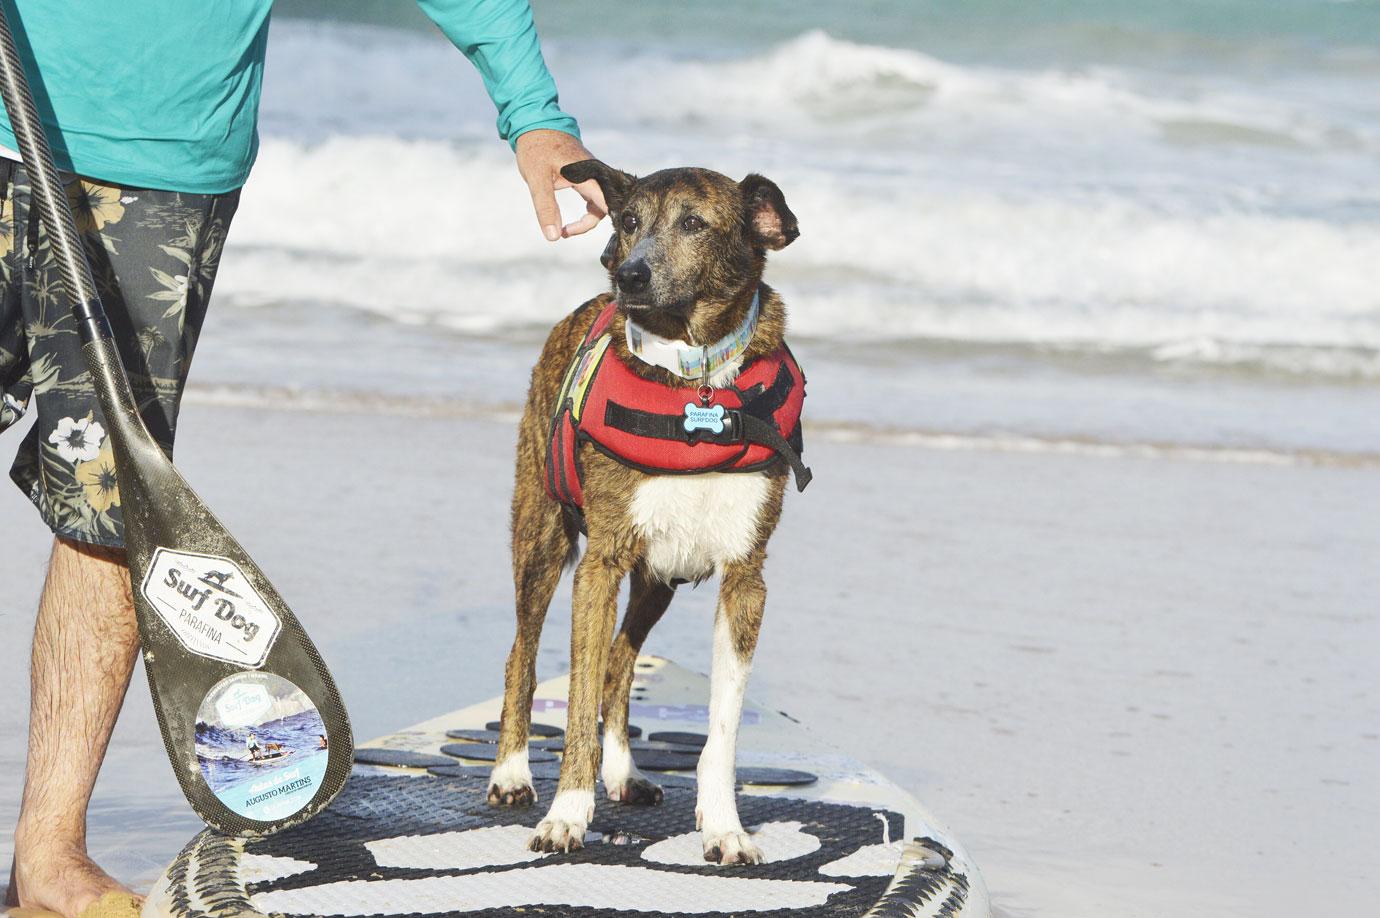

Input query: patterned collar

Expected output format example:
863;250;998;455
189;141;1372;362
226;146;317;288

623;290;761;381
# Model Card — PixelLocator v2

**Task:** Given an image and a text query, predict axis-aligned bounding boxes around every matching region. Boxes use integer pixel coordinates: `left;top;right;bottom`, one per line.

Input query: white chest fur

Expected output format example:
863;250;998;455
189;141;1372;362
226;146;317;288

630;473;770;583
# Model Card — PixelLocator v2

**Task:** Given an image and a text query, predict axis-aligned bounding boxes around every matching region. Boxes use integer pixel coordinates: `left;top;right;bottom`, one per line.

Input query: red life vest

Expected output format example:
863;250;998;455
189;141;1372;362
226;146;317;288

546;302;810;510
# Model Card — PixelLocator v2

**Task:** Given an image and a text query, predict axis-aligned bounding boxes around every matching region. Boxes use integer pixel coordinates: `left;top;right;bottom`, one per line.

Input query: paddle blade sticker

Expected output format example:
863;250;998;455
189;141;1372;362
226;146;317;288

141;547;281;667
196;672;331;823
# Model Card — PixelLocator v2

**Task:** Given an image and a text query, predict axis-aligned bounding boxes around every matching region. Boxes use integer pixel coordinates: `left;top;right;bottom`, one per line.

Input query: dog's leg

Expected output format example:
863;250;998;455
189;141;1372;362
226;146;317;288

530;544;628;852
602;565;674;805
697;553;767;865
490;490;575;808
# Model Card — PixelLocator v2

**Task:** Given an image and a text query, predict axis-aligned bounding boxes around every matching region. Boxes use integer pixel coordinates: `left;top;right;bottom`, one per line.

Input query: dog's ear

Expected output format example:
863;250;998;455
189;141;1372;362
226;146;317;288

561;159;636;213
739;174;799;250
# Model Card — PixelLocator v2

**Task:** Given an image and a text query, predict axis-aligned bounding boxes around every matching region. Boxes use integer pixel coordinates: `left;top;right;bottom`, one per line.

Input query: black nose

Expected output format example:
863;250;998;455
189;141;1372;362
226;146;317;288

616;259;651;295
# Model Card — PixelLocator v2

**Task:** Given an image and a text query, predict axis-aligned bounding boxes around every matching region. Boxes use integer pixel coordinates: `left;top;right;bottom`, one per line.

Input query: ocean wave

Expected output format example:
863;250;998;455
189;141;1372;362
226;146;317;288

559;31;1379;158
233;22;1380;380
262;22;1380;156
216;135;1380;379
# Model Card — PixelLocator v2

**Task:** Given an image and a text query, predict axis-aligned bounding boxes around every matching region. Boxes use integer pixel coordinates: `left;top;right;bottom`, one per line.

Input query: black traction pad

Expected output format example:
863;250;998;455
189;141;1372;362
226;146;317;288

633;771;698;789
535;736;699;754
441;743;559;764
446;729;502;743
429;764;699;790
353;748;457;769
646;731;709;747
738;767;819;787
429;762;565;781
481;722;646;739
426;764;501;779
630;739;702;754
159;771;975;917
527;738;702;754
486;721;565;737
631;750;700;771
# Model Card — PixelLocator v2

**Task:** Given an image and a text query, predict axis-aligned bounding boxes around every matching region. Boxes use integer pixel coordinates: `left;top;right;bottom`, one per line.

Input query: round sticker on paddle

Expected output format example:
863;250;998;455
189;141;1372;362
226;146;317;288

195;672;331;823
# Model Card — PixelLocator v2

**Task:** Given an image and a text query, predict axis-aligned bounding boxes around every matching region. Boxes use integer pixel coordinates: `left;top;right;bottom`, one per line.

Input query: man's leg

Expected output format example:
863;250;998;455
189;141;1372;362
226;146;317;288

1;167;238;914
11;536;140;914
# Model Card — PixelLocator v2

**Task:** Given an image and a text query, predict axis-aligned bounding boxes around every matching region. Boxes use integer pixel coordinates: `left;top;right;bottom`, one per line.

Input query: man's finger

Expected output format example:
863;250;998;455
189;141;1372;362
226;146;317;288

527;175;562;242
571;178;608;216
559;180;608;236
561;210;602;238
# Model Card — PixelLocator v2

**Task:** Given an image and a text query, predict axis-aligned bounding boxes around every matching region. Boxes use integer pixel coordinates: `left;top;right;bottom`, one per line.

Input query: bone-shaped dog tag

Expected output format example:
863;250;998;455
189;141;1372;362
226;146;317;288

683;402;726;435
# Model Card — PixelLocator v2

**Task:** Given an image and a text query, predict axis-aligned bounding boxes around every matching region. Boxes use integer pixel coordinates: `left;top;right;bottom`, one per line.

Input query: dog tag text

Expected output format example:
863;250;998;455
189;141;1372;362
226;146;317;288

683;402;727;435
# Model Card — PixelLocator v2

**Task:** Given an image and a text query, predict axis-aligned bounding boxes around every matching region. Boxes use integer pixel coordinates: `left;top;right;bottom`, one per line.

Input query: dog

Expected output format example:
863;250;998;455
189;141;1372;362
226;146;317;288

488;160;808;866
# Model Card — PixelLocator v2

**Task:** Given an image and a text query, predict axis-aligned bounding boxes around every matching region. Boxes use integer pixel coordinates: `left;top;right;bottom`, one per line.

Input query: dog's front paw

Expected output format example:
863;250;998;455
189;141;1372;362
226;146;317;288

702;828;763;866
487;756;537;807
606;774;664;806
488;756;535;806
528;817;587;853
528;789;594;853
487;780;537;807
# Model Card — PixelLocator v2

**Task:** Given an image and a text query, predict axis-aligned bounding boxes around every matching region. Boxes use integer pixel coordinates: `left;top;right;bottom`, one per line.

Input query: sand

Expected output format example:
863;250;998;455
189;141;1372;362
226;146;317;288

0;395;1376;916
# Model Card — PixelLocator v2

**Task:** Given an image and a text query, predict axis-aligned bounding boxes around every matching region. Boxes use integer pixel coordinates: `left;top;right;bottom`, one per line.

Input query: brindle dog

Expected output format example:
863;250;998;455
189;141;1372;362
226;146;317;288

488;160;799;865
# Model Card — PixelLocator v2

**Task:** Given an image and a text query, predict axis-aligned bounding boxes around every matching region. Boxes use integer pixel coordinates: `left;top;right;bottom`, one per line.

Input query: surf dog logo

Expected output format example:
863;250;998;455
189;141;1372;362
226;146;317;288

196;672;330;822
142;548;281;667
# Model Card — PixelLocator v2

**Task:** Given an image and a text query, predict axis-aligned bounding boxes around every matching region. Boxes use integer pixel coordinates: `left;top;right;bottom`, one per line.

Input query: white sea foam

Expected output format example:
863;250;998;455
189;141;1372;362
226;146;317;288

226;22;1380;380
217;135;1380;377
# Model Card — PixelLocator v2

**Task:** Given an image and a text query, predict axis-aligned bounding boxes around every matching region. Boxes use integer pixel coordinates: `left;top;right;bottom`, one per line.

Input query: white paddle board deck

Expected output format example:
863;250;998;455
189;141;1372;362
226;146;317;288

142;656;990;917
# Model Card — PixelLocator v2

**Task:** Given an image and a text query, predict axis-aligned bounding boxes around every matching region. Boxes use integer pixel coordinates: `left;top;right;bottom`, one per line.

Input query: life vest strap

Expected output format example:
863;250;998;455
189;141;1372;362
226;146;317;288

738;360;796;420
602;400;812;492
738;412;812;492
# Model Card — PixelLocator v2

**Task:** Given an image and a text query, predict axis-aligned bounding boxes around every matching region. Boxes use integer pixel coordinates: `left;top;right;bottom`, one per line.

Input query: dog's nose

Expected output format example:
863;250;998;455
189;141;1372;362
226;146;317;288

616;259;651;295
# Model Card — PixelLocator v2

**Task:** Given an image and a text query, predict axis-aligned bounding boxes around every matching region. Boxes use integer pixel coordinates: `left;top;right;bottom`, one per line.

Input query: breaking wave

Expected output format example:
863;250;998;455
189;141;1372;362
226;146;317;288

217;135;1380;379
221;22;1379;380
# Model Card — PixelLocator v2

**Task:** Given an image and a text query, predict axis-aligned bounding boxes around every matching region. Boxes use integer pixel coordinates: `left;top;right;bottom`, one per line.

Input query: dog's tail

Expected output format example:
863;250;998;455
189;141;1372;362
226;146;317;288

560;507;582;572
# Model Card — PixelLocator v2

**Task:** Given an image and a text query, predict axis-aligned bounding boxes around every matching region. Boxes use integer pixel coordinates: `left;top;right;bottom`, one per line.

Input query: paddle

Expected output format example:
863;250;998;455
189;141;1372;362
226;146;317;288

0;10;352;835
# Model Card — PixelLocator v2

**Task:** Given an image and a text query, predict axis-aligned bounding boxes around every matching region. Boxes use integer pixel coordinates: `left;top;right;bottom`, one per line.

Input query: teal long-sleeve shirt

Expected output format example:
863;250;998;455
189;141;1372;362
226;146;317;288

0;0;579;194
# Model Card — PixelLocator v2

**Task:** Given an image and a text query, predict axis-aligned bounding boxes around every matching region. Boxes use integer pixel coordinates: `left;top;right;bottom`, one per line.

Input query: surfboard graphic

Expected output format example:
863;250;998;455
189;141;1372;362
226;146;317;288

144;657;990;916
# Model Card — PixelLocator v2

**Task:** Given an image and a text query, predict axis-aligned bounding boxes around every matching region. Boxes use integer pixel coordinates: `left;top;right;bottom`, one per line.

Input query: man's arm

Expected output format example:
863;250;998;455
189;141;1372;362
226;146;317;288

416;0;606;240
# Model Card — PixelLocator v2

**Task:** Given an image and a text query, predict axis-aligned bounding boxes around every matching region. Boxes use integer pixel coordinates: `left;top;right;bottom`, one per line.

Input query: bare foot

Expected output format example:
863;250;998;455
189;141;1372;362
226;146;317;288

12;843;140;918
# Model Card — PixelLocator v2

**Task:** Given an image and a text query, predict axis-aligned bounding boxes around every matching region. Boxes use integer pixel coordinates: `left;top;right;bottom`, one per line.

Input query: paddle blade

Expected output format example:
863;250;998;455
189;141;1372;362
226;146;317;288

87;336;354;837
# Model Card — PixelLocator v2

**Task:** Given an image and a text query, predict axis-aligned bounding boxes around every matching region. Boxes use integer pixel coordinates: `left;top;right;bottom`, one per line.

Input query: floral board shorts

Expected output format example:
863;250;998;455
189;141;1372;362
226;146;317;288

0;159;239;548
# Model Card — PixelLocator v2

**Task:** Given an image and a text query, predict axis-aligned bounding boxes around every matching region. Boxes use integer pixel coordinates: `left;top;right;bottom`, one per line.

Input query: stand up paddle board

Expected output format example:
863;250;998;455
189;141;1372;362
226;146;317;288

142;657;990;917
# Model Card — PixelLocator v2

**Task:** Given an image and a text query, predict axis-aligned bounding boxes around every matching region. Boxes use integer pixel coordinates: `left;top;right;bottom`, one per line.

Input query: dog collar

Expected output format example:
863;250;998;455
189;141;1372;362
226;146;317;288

624;290;761;382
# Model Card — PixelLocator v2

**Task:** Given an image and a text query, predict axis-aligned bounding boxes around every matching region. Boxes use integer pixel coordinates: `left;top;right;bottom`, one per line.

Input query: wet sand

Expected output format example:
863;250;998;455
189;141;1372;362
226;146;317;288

1;395;1376;916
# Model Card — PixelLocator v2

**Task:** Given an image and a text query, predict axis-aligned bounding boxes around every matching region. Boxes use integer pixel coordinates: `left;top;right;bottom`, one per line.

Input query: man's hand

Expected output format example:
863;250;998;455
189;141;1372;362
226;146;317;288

515;129;607;241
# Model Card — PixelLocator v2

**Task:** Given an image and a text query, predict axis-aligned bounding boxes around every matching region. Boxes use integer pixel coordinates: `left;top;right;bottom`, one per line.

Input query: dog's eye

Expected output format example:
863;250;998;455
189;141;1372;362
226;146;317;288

621;212;639;234
680;214;706;233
